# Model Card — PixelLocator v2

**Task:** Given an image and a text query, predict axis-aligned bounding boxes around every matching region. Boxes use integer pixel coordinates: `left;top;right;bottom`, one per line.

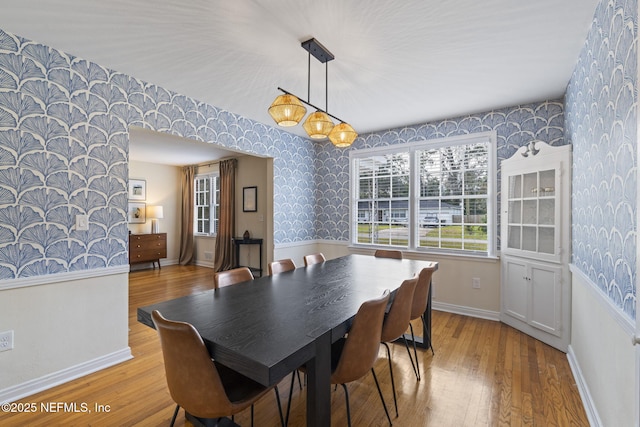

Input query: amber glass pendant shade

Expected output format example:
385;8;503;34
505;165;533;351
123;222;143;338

268;94;307;126
328;122;358;147
303;110;334;139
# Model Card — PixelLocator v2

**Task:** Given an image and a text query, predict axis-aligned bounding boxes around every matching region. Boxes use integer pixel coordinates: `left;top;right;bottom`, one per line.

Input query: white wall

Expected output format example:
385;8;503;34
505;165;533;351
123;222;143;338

568;268;636;427
128;160;181;267
0;270;131;402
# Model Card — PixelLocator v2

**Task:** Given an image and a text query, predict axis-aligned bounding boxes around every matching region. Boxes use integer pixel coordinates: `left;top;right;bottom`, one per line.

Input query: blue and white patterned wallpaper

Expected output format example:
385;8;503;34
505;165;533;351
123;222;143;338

565;0;637;319
0;28;315;279
314;101;566;242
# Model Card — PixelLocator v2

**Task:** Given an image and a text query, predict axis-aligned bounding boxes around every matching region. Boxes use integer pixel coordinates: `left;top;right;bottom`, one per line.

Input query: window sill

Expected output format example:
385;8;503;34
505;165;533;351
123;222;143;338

194;234;217;239
348;245;499;263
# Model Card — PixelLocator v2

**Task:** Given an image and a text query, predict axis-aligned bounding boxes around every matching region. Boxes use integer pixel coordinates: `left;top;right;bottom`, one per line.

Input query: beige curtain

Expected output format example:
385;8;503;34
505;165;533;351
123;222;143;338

178;165;196;265
214;158;237;272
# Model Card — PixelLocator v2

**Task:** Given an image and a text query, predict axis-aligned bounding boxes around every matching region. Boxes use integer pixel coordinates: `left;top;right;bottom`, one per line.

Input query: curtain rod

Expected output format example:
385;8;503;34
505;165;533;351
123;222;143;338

193;156;236;168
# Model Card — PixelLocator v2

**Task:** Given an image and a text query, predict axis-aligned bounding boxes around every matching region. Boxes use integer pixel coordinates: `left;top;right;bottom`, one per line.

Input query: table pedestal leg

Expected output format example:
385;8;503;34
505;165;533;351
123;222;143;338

306;331;331;427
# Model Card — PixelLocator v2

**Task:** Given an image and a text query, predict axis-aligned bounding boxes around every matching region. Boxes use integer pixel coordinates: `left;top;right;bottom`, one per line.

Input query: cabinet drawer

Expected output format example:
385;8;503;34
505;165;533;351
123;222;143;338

130;233;166;243
130;248;167;262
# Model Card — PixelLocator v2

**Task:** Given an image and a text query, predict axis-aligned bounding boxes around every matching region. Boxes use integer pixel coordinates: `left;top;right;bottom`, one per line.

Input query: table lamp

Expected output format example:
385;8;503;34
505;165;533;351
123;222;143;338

147;205;164;234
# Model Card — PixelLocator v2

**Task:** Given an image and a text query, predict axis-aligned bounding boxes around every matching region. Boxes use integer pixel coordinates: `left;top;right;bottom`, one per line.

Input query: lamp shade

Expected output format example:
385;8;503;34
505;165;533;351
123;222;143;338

303;110;334;139
268;94;307;126
146;205;164;219
328;122;358;147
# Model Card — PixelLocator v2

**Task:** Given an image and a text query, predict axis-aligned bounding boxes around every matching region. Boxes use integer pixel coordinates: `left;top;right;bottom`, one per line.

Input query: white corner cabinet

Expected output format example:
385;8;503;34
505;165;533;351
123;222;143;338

500;141;571;351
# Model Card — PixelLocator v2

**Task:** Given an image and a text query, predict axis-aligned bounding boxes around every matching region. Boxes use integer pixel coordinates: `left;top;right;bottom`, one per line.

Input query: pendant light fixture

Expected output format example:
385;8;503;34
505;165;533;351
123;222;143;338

268;94;306;126
268;38;357;147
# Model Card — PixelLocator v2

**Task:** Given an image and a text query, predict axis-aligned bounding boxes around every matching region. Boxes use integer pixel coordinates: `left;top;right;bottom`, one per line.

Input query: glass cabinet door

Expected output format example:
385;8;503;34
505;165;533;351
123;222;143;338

505;168;556;256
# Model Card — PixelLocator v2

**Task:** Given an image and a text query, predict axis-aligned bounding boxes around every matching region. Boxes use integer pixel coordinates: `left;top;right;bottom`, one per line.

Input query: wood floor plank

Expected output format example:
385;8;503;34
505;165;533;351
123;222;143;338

0;265;589;426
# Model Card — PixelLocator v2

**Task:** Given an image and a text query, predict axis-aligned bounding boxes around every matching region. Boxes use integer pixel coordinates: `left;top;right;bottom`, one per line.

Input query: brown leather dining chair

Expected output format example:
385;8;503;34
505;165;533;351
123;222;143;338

152;310;285;427
285;291;392;427
303;253;326;266
408;265;438;381
214;267;254;289
374;249;403;259
380;276;418;417
268;258;296;275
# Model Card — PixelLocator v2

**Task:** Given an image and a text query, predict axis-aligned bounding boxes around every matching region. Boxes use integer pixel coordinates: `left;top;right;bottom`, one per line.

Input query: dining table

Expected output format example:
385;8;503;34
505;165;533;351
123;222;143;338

137;254;438;427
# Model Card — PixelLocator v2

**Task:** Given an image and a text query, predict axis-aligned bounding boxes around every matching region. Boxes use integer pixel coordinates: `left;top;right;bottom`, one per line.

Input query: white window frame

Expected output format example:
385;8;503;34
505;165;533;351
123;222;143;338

194;173;220;236
349;131;497;257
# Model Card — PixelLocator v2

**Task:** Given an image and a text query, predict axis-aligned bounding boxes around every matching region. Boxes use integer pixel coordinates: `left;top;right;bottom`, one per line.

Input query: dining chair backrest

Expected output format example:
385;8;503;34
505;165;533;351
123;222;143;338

411;265;437;320
151;310;234;418
214;267;254;289
380;277;418;343
268;258;296;275
330;290;391;385
303;253;326;266
374;249;403;259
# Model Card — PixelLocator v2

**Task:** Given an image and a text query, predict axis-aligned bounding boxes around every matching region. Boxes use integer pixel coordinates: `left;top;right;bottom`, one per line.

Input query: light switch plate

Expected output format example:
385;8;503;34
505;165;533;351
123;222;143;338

75;214;89;231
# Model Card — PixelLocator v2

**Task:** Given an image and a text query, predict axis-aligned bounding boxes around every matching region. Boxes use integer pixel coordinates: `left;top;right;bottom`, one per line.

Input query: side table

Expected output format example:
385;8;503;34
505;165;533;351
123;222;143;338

232;237;263;277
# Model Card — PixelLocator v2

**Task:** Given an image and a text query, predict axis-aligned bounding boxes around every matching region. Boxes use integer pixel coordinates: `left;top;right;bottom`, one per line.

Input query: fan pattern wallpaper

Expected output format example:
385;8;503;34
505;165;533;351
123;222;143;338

0;0;635;321
566;0;637;319
0;28;313;279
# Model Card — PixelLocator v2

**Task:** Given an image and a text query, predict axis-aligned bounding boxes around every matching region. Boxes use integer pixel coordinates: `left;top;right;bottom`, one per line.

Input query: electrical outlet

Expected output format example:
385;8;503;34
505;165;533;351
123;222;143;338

472;277;481;289
0;330;14;352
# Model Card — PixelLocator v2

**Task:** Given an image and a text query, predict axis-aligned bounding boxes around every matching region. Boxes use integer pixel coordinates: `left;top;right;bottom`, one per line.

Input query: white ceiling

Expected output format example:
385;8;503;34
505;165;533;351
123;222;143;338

0;0;599;164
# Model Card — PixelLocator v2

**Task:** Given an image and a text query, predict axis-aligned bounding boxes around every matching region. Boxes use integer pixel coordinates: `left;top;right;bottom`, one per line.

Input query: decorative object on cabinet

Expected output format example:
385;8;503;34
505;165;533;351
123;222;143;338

128;179;146;201
243;229;250;240
147;205;164;233
243;186;257;212
128;202;146;223
129;233;167;269
233;237;263;277
500;141;571;352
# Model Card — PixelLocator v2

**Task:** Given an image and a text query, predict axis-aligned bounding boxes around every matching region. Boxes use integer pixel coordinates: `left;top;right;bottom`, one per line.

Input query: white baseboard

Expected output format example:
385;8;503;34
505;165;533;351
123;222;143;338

567;345;601;427
194;260;215;269
432;301;500;321
0;348;132;404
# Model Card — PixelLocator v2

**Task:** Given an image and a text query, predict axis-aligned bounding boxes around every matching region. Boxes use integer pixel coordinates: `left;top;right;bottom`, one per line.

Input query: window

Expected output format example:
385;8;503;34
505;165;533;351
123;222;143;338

350;132;496;256
194;174;219;235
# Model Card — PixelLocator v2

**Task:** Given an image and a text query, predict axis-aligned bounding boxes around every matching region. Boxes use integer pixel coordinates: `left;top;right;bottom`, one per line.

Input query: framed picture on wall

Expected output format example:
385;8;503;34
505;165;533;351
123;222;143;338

243;186;257;212
128;179;146;201
128;202;146;223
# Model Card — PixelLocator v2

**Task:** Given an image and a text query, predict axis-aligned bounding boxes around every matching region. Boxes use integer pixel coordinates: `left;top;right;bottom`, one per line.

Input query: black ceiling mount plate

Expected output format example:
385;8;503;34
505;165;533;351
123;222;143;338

301;38;334;63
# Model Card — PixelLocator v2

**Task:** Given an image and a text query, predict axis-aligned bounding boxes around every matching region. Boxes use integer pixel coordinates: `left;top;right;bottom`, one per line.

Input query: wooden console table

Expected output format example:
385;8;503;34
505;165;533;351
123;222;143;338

233;237;263;277
129;233;167;269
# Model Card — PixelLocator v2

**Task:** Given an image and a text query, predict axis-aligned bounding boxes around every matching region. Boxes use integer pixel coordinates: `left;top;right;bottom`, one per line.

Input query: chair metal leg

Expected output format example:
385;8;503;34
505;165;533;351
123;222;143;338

382;342;398;417
371;368;393;426
296;370;303;390
274;386;285;427
421;314;435;355
408;323;421;381
285;370;296;427
170;404;180;427
340;383;352;427
401;335;419;382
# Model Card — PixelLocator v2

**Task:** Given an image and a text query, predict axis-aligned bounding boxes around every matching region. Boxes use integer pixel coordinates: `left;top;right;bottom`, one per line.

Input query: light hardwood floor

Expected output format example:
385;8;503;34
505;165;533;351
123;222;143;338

0;265;588;426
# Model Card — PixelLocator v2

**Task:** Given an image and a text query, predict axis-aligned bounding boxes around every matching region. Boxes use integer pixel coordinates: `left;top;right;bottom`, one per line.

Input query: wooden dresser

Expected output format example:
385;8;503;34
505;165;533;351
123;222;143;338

129;233;167;269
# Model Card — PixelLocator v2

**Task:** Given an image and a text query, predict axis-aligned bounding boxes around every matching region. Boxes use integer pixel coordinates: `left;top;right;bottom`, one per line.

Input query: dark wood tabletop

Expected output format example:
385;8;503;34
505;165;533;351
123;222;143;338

138;254;438;427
